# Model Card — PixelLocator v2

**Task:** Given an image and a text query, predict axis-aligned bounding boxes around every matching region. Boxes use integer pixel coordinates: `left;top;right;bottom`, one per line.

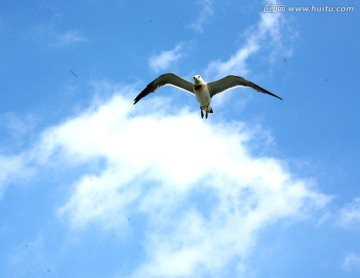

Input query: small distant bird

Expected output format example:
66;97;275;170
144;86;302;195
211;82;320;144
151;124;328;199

134;73;282;119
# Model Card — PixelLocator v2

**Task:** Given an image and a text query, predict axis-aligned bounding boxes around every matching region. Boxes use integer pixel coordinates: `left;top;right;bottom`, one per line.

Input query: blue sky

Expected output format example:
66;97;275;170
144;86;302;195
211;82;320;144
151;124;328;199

1;0;360;277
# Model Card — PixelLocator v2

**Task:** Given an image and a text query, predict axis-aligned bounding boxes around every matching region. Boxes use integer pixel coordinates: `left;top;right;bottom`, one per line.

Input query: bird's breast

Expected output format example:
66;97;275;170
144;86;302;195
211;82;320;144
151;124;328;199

193;84;204;90
193;84;210;106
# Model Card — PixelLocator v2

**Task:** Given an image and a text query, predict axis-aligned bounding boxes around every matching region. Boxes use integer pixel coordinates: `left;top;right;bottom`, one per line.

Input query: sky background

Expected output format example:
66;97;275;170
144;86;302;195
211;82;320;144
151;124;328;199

1;0;360;277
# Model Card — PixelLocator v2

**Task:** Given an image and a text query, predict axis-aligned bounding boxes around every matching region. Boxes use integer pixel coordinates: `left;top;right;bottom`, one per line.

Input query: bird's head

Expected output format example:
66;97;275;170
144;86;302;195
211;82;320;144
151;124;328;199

193;74;205;85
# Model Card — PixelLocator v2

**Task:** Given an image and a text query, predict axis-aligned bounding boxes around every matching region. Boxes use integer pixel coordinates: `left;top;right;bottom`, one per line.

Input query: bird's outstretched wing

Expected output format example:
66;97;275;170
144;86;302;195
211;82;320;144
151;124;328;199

208;75;282;100
134;73;194;104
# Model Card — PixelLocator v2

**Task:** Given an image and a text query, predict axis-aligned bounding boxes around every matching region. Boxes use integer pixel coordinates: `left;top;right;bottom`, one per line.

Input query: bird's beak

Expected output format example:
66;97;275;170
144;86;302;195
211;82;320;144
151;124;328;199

193;76;197;80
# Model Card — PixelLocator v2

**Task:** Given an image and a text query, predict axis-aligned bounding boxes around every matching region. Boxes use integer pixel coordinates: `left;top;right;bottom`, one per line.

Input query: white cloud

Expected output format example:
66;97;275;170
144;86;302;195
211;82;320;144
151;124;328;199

205;0;295;79
337;197;360;228
342;252;360;272
190;0;213;32
11;85;328;277
149;43;184;72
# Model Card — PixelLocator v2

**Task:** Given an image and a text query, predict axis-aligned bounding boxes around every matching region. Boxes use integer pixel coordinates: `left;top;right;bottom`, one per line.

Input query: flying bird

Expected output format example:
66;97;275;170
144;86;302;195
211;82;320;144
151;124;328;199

134;73;282;119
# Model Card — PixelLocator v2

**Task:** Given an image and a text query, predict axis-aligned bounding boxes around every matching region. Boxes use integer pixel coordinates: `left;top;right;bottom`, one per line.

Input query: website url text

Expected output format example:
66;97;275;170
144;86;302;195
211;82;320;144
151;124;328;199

262;4;355;13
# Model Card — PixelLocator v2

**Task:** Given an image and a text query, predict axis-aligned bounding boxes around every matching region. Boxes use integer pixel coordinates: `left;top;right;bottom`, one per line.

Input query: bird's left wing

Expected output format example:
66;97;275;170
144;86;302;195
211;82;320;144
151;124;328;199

208;75;282;100
134;73;194;104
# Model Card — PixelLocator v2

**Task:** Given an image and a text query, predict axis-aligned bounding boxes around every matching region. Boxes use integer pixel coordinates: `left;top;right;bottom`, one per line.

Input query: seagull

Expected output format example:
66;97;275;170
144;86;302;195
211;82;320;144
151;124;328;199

134;73;282;119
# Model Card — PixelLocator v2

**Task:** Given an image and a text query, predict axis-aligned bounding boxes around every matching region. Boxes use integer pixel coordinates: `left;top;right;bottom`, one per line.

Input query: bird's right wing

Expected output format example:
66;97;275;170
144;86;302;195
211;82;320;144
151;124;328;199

134;73;194;104
208;75;282;100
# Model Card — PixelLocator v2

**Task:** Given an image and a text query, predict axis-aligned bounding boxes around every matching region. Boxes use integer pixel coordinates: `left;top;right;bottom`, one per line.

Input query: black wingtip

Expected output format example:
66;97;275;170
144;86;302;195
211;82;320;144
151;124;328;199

133;96;141;105
267;91;283;101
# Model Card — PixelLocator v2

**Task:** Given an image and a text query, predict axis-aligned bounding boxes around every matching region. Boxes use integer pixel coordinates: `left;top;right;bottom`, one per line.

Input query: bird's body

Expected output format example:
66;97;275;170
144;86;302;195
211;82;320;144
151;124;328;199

193;76;213;118
134;73;282;118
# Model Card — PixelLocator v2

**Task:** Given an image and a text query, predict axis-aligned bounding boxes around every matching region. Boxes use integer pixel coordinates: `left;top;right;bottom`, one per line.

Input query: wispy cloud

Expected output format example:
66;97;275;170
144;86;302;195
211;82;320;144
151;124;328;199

56;30;87;46
342;252;360;272
0;112;38;141
9;234;50;277
205;0;295;79
0;154;31;197
149;43;184;72
31;22;87;48
0;84;328;276
190;0;213;32
337;197;360;228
